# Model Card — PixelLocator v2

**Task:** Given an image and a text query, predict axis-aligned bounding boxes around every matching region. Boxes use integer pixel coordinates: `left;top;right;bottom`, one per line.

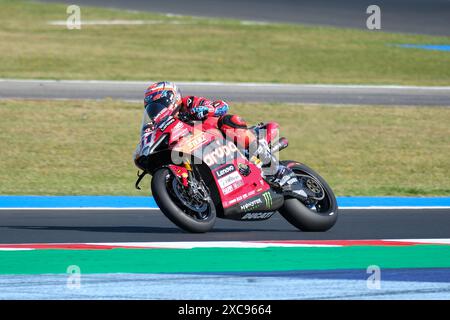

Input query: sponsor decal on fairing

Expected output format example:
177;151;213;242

262;192;273;208
158;117;175;131
226;190;257;206
214;164;236;178
217;172;244;189
241;212;275;220
175;132;208;153
240;198;263;212
204;141;239;166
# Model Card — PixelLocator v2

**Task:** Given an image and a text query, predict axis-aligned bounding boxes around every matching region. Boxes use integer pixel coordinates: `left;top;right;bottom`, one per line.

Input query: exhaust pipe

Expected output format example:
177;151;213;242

271;137;289;153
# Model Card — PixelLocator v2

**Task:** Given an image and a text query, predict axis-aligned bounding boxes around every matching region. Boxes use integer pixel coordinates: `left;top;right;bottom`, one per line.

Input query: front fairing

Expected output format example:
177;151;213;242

135;116;171;161
134;113;193;165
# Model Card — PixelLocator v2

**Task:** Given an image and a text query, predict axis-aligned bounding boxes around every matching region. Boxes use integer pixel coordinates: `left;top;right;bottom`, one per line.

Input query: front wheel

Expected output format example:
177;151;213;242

151;168;216;233
278;161;338;231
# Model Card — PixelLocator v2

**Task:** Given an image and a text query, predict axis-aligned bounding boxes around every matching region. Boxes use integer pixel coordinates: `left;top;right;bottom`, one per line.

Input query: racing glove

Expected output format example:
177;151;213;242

212;101;229;117
190;106;210;120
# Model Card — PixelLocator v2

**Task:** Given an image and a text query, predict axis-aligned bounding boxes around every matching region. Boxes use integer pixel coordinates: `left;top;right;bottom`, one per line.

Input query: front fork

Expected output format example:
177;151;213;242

168;163;189;187
169;161;211;203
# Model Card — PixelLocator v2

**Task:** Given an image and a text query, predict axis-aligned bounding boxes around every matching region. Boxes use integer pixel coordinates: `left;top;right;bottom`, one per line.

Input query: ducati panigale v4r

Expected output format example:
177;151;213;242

134;111;338;233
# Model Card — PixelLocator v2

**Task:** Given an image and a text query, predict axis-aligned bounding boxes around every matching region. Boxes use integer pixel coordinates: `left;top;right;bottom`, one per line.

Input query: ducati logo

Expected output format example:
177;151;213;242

241;212;274;220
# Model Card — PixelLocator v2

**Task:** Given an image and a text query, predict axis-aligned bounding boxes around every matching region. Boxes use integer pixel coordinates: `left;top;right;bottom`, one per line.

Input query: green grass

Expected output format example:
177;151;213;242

0;0;449;85
0;99;449;196
2;245;450;274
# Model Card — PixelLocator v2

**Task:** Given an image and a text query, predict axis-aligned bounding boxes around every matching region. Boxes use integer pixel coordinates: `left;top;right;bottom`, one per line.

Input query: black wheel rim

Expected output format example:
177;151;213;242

165;173;212;221
293;171;332;214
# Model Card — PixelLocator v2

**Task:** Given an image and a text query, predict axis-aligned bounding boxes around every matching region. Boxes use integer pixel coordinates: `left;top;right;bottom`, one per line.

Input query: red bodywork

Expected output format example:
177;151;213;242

138;116;272;209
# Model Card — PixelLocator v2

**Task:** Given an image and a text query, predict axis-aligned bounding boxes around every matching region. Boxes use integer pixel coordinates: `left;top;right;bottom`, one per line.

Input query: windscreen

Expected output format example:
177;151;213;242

140;101;170;135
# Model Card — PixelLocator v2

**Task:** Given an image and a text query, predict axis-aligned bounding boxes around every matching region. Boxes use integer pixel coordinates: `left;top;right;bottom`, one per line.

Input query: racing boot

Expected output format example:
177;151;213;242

248;138;312;199
247;136;289;172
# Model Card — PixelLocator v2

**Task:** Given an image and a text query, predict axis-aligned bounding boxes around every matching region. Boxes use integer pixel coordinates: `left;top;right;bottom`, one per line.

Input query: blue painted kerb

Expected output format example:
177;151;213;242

396;44;450;52
0;196;157;208
0;196;449;208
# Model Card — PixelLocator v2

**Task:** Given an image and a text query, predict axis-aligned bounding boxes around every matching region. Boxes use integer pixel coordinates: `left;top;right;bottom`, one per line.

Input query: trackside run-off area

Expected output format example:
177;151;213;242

1;240;450;299
0;196;450;299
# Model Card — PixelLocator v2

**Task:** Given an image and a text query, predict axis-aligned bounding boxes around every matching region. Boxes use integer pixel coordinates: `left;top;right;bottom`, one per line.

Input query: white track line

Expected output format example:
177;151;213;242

339;206;450;210
89;241;339;248
0;206;448;211
0;207;160;211
387;239;450;244
48;20;272;27
1;79;449;91
48;20;192;26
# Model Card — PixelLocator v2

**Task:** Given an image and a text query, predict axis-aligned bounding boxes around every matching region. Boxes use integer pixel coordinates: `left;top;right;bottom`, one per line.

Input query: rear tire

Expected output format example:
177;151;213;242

278;161;338;231
151;168;216;233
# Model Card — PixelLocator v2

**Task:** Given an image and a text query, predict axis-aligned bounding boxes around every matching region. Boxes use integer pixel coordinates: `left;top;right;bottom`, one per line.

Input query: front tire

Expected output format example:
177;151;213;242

151;168;216;233
278;161;338;231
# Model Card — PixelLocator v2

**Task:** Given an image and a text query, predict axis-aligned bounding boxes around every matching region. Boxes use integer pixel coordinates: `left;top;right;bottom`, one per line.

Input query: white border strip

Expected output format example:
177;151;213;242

0;207;160;211
48;20;192;26
388;239;450;244
339;206;450;210
89;241;340;248
0;206;449;211
1;79;449;90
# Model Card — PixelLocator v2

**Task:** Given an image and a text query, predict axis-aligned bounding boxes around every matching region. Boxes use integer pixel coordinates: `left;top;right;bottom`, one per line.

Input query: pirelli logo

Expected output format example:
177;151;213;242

263;192;272;208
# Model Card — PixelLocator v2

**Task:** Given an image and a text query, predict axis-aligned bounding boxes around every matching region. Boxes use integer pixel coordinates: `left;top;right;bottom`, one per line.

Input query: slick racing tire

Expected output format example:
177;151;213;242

151;168;216;233
278;161;338;232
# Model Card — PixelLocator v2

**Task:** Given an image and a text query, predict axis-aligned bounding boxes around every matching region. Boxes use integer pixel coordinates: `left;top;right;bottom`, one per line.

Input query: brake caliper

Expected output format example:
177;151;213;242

168;164;189;187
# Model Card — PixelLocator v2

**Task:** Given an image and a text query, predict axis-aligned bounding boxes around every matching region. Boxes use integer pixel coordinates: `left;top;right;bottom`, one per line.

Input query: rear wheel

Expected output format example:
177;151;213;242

278;161;338;231
151;168;216;233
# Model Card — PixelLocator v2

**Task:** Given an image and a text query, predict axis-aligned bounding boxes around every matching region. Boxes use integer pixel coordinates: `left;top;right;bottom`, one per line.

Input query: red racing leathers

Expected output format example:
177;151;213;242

180;96;256;150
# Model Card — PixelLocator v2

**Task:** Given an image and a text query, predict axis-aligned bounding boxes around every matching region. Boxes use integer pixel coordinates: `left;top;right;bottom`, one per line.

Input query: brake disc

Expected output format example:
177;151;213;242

296;174;325;201
172;178;208;212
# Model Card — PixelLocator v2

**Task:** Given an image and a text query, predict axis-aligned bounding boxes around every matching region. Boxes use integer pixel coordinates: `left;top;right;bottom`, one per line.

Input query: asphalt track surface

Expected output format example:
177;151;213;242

1;208;449;243
2;80;450;106
38;0;450;36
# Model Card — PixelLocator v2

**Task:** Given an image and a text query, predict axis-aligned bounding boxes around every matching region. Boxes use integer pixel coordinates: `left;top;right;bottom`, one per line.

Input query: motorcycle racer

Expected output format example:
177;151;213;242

142;81;301;192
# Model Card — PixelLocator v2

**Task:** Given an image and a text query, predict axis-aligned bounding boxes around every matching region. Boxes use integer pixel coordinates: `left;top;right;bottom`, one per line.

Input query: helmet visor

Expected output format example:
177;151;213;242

145;102;167;122
145;97;173;123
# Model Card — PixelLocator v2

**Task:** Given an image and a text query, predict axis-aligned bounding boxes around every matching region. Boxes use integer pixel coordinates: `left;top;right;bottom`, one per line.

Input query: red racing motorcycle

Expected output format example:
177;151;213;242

134;108;338;233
